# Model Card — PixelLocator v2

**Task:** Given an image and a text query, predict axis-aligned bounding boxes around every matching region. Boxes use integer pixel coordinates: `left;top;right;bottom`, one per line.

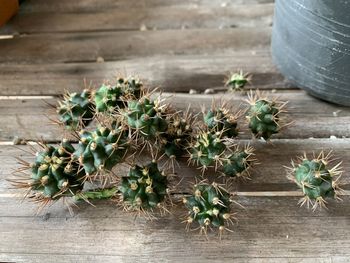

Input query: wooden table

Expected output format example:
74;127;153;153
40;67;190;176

0;1;349;262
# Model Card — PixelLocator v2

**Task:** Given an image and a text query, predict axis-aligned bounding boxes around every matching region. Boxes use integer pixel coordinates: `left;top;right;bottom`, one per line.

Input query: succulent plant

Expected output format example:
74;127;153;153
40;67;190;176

117;76;143;99
203;102;240;138
11;140;84;206
287;151;343;210
75;187;118;201
188;130;228;173
226;70;250;91
183;182;234;236
124;95;168;139
57;89;94;130
74;125;129;178
118;161;168;212
222;145;256;179
161;110;194;159
94;83;123;113
246;91;287;140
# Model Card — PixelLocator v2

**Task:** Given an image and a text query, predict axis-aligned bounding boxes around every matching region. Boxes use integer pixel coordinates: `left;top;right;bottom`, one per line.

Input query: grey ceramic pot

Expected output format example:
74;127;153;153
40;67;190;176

272;0;350;106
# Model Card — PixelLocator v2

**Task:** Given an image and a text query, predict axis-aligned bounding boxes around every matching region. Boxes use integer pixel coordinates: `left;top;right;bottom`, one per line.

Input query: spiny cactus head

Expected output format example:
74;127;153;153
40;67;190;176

162;110;195;159
226;70;250;91
189;130;227;173
11;140;84;207
94;83;123;113
246;91;287;140
183;182;233;236
57;89;94;130
74;124;129;178
118;161;168;212
287;151;343;210
203;102;240;138
222;145;256;179
124;95;168;139
117;75;144;99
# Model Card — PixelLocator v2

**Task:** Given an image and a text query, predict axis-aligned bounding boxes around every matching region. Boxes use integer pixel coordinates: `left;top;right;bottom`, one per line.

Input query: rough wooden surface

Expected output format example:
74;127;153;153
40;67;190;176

0;0;349;262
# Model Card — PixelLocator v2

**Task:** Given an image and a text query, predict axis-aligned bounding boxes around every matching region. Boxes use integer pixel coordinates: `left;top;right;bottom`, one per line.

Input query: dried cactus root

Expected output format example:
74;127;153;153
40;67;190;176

74;125;129;178
57;89;94;130
183;182;235;237
203;101;240;138
74;187;118;201
286;151;343;210
11;140;84;205
246;91;288;140
226;70;251;91
221;145;256;179
118;161;169;213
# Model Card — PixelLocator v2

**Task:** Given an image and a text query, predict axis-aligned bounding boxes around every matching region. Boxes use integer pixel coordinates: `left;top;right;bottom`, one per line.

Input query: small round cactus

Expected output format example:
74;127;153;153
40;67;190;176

117;75;143;99
161;110;194;159
246;91;287;140
222;145;256;179
226;70;250;91
74;125;129;177
183;182;234;237
287;151;343;210
94;83;123;113
188;130;227;173
124;96;168;139
203;102;240;138
57;89;94;130
118;161;168;213
11;140;84;205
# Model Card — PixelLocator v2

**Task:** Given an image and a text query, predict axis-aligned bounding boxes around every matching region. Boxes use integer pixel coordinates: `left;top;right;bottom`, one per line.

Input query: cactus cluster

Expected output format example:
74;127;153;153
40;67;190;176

57;89;94;130
118;161;168;212
287;152;343;210
183;182;233;236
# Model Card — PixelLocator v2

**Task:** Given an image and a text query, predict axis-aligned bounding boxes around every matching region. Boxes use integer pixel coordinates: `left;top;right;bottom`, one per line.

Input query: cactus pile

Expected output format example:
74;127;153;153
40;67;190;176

13;71;345;241
287;151;343;210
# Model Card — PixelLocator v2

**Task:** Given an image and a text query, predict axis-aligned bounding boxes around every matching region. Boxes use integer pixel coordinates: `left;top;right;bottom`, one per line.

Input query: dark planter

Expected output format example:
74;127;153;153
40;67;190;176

272;0;350;106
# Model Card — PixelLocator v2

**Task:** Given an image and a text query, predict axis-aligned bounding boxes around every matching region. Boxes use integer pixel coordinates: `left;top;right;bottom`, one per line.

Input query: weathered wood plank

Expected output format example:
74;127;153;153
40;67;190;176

1;139;349;193
0;91;348;141
0;196;349;262
18;0;274;13
0;53;292;95
0;28;271;64
1;4;273;34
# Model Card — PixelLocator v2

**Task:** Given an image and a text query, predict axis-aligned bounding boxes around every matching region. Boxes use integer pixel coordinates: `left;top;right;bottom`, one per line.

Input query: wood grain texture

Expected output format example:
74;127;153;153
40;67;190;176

1;4;273;34
0;91;348;141
0;53;293;95
0;195;349;262
0;28;271;64
17;0;274;13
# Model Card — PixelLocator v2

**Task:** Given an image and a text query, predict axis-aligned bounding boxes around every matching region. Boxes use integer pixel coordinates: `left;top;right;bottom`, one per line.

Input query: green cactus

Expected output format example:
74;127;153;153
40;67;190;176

75;187;118;201
183;182;233;235
117;76;143;99
189;131;227;173
74;125;129;177
246;92;287;140
161;111;194;159
124;96;168;139
203;104;240;138
57;89;94;130
226;70;250;91
94;83;123;113
222;145;256;179
12;140;84;204
287;152;343;210
118;161;168;211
